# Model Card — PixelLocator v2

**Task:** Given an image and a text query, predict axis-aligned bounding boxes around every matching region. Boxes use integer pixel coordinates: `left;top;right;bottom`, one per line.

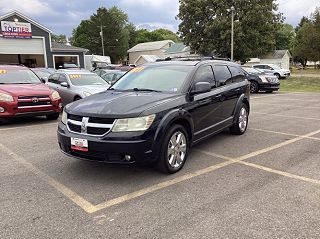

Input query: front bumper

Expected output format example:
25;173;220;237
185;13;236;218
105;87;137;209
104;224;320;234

0;99;61;118
57;122;157;164
259;83;280;91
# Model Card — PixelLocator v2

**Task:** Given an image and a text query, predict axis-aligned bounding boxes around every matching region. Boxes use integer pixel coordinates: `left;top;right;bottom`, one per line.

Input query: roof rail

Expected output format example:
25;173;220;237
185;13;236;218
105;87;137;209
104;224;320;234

156;55;231;62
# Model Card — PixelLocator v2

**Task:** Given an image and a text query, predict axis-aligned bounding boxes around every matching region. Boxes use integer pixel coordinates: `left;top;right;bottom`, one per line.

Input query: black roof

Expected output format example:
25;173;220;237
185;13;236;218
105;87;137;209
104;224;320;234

51;42;88;53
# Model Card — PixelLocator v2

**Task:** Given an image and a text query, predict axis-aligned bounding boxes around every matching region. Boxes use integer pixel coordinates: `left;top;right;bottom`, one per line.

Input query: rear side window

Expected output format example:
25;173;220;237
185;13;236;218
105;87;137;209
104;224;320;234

214;65;232;87
229;66;245;83
59;74;68;83
48;73;60;84
193;65;215;87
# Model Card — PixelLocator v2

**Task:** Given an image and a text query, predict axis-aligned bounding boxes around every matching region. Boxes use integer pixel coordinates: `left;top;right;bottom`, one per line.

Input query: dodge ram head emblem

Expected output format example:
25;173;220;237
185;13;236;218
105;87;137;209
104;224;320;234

81;117;89;134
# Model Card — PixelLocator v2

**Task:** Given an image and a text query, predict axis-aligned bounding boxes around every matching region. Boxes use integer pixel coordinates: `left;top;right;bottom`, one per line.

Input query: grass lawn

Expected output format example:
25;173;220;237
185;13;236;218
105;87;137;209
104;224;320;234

280;77;320;93
291;68;320;75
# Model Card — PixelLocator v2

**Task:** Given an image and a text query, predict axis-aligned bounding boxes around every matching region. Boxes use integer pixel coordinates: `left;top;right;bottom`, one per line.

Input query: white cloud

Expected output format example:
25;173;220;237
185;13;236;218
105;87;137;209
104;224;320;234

277;0;319;25
137;22;177;32
1;0;52;16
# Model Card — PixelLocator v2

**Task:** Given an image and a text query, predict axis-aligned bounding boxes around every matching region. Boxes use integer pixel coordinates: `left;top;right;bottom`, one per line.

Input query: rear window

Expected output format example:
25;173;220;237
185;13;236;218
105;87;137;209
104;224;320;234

0;68;41;84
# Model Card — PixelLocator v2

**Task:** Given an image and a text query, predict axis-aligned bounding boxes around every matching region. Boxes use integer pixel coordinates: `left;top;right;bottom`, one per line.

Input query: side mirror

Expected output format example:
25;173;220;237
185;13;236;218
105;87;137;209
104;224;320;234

40;78;47;84
60;82;69;88
191;82;211;95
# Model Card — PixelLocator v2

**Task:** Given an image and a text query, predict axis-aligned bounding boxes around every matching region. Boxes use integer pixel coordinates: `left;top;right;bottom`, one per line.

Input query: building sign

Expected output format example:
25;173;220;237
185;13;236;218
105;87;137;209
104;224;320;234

1;21;32;38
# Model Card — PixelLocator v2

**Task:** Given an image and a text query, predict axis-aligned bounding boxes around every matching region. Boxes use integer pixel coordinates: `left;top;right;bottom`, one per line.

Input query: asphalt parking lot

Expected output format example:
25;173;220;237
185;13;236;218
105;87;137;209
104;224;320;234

1;91;320;239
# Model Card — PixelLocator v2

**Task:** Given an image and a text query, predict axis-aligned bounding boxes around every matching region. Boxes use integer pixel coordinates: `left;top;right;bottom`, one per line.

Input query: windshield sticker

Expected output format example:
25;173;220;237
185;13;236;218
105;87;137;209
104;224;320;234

0;70;7;74
131;67;144;73
69;74;81;79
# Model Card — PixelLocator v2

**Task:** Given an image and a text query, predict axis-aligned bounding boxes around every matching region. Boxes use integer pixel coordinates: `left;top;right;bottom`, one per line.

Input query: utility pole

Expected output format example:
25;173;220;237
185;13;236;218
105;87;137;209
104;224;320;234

100;25;105;56
230;6;235;61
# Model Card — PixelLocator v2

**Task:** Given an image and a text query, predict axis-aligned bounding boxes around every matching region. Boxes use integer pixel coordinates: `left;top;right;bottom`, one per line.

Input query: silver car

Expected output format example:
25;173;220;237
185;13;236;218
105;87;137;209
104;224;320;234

47;70;109;106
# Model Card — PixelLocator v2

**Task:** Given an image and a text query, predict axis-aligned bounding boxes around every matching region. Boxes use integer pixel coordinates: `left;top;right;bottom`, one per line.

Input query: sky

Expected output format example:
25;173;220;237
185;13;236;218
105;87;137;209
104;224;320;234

0;0;319;36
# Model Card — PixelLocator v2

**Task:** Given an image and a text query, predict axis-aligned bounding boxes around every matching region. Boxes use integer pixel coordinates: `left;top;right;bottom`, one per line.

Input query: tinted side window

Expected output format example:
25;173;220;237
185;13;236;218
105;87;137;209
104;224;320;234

59;74;68;83
214;65;232;87
255;65;264;69
193;65;215;87
48;73;60;84
229;66;245;83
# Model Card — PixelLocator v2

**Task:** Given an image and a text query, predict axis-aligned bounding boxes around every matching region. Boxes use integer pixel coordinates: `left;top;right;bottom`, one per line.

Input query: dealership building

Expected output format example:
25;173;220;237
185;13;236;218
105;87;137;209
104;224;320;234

0;11;88;68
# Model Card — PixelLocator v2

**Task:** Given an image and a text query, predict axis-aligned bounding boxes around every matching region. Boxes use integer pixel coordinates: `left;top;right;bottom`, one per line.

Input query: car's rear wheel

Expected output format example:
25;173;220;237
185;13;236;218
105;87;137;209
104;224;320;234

250;81;259;93
156;124;189;174
46;113;60;120
275;73;280;79
230;104;249;135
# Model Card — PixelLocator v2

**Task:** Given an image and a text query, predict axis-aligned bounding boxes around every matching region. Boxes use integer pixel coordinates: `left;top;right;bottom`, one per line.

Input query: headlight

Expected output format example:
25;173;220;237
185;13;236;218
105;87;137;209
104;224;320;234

260;76;269;83
0;92;14;102
51;91;60;100
83;91;92;97
112;114;156;132
61;110;67;125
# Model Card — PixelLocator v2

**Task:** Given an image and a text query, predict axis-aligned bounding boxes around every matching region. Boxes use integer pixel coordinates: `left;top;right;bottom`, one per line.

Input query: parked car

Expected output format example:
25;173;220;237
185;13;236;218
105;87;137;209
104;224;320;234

242;66;280;93
0;65;62;124
252;64;290;79
47;70;109;106
57;58;250;174
101;70;126;84
32;68;56;82
56;63;79;70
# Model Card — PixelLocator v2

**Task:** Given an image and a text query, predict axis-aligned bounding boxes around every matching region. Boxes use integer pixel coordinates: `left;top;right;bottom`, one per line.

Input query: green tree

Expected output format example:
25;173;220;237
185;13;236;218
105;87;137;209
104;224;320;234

52;34;67;44
292;9;320;67
177;0;283;62
135;28;179;44
275;23;295;50
72;7;129;63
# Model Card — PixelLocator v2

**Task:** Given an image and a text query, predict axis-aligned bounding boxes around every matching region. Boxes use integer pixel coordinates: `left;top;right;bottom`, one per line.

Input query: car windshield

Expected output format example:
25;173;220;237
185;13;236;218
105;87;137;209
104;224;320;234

0;69;41;84
68;73;108;86
243;67;264;74
111;65;192;93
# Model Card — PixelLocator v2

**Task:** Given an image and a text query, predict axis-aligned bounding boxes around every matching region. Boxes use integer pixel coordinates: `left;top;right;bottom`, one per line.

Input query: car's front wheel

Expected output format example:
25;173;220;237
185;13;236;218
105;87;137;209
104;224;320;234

230;104;249;135
156;124;189;174
250;81;259;93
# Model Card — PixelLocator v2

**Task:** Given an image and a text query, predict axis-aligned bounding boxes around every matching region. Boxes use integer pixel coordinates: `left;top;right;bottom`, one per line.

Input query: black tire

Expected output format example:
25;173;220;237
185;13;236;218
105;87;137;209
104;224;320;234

250;81;259;93
275;73;280;79
46;113;60;120
74;96;82;101
156;124;189;174
230;104;249;135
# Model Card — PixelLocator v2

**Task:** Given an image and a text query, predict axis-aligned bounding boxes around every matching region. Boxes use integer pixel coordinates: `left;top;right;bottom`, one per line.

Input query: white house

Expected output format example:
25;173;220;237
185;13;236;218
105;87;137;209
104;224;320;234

164;43;191;58
134;55;160;65
127;40;174;64
246;50;292;69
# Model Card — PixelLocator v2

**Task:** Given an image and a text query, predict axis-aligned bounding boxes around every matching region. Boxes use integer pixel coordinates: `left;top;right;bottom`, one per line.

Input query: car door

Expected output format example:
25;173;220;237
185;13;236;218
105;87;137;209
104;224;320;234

189;65;224;141
212;65;239;121
56;74;73;106
47;73;60;91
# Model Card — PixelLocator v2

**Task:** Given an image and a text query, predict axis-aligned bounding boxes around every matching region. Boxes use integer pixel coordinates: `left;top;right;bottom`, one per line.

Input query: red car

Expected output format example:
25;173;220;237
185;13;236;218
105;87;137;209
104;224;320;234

0;65;62;123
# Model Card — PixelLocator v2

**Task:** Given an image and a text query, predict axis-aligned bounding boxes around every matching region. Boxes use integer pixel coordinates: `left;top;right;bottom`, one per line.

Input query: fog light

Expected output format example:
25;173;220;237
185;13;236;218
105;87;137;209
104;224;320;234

124;155;132;161
0;107;5;113
59;103;62;108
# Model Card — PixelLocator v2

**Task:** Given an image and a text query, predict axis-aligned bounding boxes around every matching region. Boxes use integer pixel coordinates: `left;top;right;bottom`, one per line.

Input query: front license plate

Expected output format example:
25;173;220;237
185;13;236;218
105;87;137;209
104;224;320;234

71;138;88;152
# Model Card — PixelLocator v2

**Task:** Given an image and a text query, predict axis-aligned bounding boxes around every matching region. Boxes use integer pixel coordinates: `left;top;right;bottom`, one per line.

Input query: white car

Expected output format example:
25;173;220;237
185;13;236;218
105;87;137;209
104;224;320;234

253;64;291;79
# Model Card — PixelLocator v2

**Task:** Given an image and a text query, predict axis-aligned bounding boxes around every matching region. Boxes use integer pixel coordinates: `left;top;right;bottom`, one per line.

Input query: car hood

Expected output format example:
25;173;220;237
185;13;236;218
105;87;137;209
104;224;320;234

0;84;52;96
79;85;109;94
66;90;180;118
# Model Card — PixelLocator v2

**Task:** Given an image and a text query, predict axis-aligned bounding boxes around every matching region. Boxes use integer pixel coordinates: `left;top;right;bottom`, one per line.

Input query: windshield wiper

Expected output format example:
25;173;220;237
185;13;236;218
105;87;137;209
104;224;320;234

132;88;162;92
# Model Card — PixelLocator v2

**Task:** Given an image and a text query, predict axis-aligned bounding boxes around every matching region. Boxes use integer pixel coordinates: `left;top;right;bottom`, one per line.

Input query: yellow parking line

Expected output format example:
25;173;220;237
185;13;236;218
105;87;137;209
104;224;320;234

0;143;96;214
253;112;320;121
238;161;320;186
92;129;320;213
250;128;320;141
2;129;320;214
252;102;320;109
0;122;58;131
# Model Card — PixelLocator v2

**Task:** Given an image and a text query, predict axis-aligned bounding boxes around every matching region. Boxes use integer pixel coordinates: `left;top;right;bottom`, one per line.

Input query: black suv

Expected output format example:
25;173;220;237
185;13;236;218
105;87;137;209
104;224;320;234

58;58;250;173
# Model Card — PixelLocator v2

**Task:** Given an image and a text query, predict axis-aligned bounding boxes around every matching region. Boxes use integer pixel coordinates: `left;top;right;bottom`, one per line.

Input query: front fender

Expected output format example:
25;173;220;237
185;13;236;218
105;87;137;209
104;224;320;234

152;109;194;156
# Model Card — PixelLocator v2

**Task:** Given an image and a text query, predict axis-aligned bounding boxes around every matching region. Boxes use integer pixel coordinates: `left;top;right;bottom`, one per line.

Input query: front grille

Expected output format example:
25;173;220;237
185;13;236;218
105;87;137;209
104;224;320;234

18;95;51;107
67;116;115;136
